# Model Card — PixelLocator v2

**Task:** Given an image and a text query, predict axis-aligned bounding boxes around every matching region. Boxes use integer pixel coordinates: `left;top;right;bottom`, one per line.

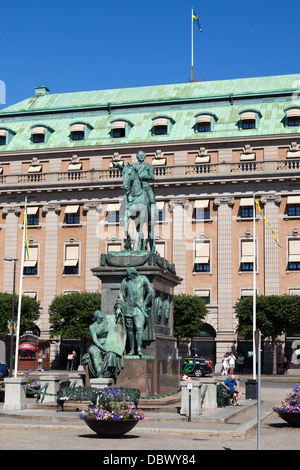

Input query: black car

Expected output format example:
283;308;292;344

182;356;213;377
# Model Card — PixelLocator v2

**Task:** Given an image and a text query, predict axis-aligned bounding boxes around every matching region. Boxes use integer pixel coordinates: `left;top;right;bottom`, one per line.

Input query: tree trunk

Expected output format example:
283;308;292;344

272;337;277;375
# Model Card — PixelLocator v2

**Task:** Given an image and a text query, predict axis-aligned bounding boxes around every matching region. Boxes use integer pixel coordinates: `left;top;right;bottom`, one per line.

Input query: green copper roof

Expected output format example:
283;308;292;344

0;74;299;153
1;74;300;114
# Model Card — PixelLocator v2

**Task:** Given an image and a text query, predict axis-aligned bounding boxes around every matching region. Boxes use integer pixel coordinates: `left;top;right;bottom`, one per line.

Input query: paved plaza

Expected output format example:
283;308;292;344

0;375;299;453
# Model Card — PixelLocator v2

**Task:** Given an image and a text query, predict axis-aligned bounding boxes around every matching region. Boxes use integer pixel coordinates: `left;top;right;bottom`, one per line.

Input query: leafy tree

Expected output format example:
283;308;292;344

49;292;102;341
235;295;300;373
0;292;41;337
173;294;208;355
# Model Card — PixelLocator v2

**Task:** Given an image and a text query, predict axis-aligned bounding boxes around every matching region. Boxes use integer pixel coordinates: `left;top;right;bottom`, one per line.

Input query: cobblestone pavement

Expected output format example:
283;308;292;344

0;376;299;452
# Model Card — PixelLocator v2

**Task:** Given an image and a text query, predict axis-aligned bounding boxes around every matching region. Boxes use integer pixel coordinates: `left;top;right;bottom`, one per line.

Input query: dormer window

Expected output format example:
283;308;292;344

69;122;92;141
284;107;300;127
151;116;174;136
31;125;53;144
0;132;6;145
110;119;133;139
238;110;261;130
194;113;218;133
0;128;16;146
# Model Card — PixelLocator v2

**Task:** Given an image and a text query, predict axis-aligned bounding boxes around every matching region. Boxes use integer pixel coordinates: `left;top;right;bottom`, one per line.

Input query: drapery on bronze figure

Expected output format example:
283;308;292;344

82;310;124;378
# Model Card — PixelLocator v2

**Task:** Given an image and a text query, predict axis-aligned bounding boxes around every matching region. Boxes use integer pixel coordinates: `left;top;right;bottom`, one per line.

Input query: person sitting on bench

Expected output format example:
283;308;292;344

221;374;242;406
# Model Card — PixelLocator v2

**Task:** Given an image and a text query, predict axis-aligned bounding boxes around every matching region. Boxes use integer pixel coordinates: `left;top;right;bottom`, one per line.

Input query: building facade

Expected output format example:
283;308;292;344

0;75;300;370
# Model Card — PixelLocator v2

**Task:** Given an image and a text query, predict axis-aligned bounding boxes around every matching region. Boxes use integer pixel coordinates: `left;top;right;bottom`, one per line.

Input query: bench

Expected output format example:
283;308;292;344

108;387;140;408
56;385;98;411
24;383;49;403
216;383;232;407
56;385;141;411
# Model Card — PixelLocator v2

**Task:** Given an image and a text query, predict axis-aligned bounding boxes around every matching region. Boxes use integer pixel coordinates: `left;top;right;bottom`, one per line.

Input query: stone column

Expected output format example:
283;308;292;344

42;204;60;339
214;197;235;367
260;195;281;295
2;206;20;293
83;202;100;292
180;380;202;416
169;199;189;294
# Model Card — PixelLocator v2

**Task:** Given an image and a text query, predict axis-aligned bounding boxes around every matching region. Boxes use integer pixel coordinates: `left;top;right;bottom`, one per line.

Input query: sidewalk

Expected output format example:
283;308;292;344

0;374;299;450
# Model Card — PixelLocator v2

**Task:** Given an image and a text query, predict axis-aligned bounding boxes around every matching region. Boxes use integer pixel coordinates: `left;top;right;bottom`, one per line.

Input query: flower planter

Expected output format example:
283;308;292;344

275;410;300;427
83;418;139;437
0;390;4;402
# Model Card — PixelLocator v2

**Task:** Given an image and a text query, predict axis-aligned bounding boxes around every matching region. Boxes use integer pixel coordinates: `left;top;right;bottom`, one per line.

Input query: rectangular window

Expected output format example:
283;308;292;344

107;211;120;223
154;125;168;135
287;205;300;216
288;117;300;127
240;262;253;271
27;214;39;225
0;136;6;145
158;210;165;222
195;208;210;219
288;262;300;270
242;120;256;129
194;242;210;272
288;239;300;271
23;246;38;276
32;134;45;143
71;131;85;140
66;213;80;224
194;200;210;219
240;206;253;218
27;207;39;225
240;240;255;272
64;205;80;224
197;122;211;132
195;290;210;303
112;128;125;138
64;245;79;275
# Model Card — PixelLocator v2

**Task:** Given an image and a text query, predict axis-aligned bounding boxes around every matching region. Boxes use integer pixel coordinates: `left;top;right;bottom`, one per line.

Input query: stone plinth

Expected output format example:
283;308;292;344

4;376;27;411
91;259;182;360
180;380;202;417
116;357;181;396
39;376;61;403
90;377;114;389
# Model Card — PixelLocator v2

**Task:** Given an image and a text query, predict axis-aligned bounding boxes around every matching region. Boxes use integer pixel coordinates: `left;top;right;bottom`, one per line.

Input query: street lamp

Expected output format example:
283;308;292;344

4;257;18;377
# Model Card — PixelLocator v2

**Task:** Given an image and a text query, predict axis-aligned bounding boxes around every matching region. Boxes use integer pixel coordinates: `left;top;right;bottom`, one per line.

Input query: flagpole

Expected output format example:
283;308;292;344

191;7;194;82
14;197;27;377
253;193;256;380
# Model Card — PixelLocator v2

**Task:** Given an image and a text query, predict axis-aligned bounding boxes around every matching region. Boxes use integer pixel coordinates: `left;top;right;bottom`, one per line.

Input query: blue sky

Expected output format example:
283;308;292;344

0;0;299;107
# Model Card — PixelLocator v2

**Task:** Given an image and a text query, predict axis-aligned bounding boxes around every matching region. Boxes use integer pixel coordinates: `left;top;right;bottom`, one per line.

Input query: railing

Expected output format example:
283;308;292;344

0;160;299;187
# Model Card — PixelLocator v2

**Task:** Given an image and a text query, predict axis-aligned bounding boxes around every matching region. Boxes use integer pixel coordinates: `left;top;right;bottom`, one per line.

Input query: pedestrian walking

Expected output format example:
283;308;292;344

228;352;236;374
221;353;229;375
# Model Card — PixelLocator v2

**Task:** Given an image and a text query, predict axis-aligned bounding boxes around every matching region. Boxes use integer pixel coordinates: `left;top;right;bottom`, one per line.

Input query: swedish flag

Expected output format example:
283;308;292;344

254;198;283;249
193;11;202;31
24;204;30;260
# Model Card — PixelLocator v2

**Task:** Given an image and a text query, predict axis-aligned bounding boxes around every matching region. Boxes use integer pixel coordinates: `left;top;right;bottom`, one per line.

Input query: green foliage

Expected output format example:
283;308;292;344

49;292;102;339
235;294;300;340
173;294;208;341
0;292;40;337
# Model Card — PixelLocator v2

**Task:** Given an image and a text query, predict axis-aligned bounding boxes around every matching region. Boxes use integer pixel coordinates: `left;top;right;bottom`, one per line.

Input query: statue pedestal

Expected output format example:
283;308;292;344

91;252;182;394
116;357;181;396
90;378;114;389
91;255;182;361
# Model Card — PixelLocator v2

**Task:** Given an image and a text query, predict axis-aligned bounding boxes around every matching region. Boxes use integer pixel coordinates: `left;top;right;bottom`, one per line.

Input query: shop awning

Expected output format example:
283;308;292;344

19;343;37;350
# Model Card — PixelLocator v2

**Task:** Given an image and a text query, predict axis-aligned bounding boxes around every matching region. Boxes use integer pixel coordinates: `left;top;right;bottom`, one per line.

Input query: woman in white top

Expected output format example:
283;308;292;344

221;353;229;375
228;352;236;374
